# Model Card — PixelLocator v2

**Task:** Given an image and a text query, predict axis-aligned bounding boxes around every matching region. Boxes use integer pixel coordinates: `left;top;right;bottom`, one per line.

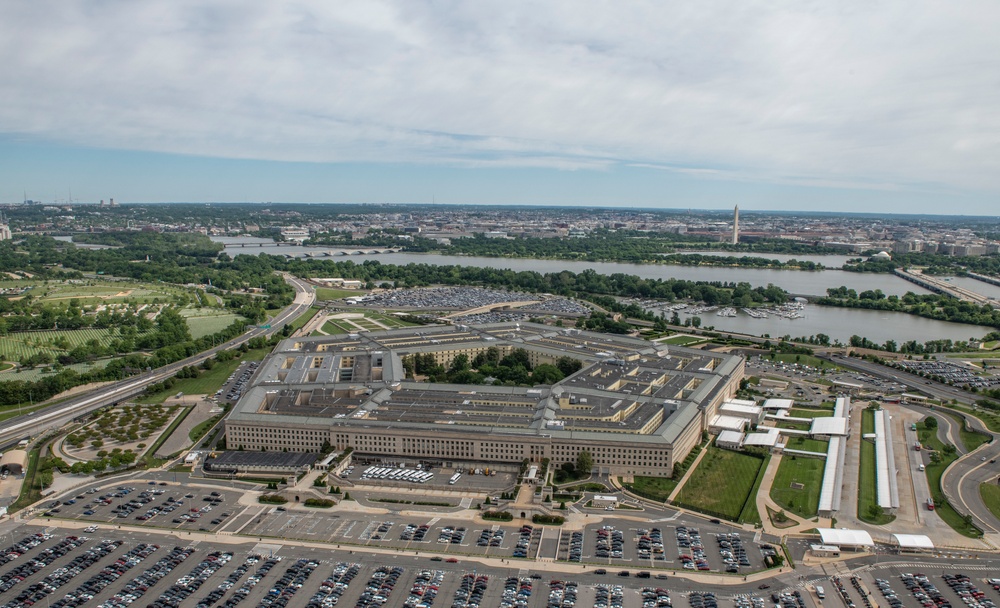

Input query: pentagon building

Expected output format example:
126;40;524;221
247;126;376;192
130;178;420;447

225;322;744;476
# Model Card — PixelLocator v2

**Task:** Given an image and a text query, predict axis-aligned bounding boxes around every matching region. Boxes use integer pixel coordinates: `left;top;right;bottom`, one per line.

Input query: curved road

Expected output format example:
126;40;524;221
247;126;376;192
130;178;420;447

0;273;315;447
817;352;1000;538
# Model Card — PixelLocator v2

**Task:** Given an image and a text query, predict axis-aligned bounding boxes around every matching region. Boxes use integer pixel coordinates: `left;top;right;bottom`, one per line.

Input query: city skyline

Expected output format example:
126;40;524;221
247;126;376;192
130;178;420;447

2;1;999;214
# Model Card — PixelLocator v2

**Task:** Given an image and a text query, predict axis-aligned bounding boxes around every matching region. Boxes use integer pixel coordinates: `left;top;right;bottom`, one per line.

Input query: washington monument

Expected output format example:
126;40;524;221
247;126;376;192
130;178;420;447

732;205;739;245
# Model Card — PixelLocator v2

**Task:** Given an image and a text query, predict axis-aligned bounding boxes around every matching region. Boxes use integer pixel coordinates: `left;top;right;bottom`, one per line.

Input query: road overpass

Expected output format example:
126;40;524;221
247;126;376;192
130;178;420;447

0;273;316;450
895;268;998;308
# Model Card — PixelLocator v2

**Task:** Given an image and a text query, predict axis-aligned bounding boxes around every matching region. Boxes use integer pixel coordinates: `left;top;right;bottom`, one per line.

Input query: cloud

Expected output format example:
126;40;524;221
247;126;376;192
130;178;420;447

1;0;998;194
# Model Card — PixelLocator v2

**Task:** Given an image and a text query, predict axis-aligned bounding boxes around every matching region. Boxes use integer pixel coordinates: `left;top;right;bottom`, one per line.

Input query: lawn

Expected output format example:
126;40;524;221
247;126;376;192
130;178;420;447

770;454;824;518
659;334;709;346
627;476;679;503
980;483;1000;521
918;417;983;538
180;309;245;339
674;447;764;521
321;319;355;335
315;287;365;301
137;347;271;403
788;408;833;419
783;436;829;454
938;409;992;453
775;421;811;432
769;354;840;369
739;453;771;525
285;306;320;333
858;409;895;525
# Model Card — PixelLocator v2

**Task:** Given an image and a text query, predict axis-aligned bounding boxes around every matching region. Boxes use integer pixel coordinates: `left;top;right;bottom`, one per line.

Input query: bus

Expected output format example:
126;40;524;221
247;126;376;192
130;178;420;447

449;473;461;485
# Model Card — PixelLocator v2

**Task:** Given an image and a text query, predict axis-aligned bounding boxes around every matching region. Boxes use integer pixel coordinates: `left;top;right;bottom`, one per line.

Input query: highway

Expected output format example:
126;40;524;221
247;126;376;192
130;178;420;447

0;273;315;448
815;352;1000;537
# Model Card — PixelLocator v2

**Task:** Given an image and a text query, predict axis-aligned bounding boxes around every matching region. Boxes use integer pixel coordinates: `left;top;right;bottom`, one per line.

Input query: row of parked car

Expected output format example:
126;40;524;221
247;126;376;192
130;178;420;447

547;580;577;608
451;573;488;608
98;546;195;608
49;543;159;608
676;527;708;571
217;557;281;608
596;584;624;608
195;554;262;608
148;551;233;608
942;574;995;608
400;524;430;542
500;577;533;608
0;536;86;593
0;533;52;567
355;566;405;608
595;526;624;560
637;528;665;561
513;525;536;559
306;562;359;608
7;539;123;608
403;569;445;608
261;559;318;608
476;529;505;548
716;532;750;572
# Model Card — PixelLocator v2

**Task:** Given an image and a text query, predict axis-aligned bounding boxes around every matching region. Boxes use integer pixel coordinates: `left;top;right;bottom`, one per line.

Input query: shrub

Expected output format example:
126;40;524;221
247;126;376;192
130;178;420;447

258;494;287;504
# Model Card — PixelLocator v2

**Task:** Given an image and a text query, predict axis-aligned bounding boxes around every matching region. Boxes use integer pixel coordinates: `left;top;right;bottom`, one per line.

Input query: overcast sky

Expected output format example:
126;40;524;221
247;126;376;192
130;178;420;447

1;1;998;213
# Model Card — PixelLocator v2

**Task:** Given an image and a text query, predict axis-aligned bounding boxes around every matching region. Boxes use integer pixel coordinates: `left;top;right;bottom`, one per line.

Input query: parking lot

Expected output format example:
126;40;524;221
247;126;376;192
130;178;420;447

40;483;248;535
6;520;1000;608
219;360;261;404
555;524;768;574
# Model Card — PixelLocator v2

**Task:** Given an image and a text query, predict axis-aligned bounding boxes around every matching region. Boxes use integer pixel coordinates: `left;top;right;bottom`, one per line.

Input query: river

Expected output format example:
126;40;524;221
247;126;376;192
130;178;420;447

210;236;995;344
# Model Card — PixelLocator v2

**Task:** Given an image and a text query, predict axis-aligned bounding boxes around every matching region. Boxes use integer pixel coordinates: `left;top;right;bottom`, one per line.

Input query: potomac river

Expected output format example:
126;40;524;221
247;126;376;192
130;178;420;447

213;236;994;345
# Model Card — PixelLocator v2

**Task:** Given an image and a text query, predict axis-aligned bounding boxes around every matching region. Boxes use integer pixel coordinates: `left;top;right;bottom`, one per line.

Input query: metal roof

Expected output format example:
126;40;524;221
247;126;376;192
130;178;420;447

817;528;874;547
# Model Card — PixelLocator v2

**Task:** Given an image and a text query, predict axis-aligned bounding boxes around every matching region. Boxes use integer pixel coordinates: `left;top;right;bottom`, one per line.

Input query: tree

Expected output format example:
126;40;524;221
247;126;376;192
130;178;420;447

576;450;593;476
925;416;938;429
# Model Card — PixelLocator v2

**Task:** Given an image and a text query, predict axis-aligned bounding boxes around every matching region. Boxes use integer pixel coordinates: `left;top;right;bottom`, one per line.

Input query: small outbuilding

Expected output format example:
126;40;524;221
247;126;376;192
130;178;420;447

592;495;619;508
816;528;874;550
716;430;745;450
891;534;934;552
0;450;28;475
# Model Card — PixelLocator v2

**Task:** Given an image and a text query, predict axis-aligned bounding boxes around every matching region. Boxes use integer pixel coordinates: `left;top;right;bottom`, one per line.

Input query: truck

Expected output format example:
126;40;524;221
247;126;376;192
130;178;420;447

914;441;922;452
927;497;935;511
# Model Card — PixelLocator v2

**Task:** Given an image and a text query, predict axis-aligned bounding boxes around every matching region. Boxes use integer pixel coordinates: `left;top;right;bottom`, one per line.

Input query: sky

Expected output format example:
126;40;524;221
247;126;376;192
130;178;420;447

1;1;998;214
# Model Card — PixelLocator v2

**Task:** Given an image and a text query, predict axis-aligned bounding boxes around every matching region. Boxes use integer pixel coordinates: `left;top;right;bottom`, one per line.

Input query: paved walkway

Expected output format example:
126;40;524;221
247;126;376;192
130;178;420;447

754;453;829;536
667;445;709;502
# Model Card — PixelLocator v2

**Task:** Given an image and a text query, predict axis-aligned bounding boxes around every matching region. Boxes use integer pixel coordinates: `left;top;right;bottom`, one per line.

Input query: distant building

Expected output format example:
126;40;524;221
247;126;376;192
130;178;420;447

0;224;10;241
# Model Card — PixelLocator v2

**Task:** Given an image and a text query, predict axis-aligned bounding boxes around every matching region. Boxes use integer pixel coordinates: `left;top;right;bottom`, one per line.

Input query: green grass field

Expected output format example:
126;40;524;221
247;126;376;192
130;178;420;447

285;307;320;333
788;408;833;419
770;454;824;518
675;447;764;521
783;436;829;453
182;310;245;339
628;476;679;503
31;280;192;306
738;453;770;525
137;347;271;403
321;319;355;335
937;409;992;452
315;287;365;301
858;409;895;525
0;327;149;361
980;483;1000;521
769;354;839;369
776;421;811;431
918;417;982;537
659;334;709;346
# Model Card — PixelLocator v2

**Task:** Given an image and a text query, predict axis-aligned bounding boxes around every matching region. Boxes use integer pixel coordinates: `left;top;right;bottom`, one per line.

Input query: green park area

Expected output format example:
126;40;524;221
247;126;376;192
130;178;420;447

770;454;824;518
980;483;1000;521
858;409;895;525
788;405;834;419
658;334;710;347
674;446;765;521
768;353;839;369
917;416;982;537
783;435;829;454
315;287;366;301
137;346;271;404
626;476;679;503
180;308;246;339
319;311;420;335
